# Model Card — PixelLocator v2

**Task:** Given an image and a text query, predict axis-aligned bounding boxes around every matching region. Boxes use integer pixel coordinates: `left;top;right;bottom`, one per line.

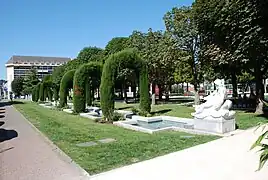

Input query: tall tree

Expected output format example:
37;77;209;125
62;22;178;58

23;69;39;95
11;77;24;97
164;6;201;104
105;37;129;55
193;0;268;113
77;46;104;64
129;29;177;100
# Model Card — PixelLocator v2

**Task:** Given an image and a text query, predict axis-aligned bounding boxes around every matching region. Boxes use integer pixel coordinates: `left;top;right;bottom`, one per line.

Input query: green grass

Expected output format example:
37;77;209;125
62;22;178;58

235;111;268;129
115;102;194;118
14;101;218;174
115;102;268;130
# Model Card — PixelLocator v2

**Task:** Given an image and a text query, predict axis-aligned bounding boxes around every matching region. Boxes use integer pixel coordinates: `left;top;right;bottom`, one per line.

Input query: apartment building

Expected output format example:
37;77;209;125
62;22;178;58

5;55;71;97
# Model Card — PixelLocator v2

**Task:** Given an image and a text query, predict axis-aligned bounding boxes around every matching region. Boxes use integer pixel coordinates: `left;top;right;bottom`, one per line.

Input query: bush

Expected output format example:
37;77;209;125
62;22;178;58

131;107;152;117
138;110;148;117
85;82;92;106
100;49;150;121
53;87;59;101
131;107;139;114
35;83;40;102
32;87;36;102
39;83;44;101
92;101;101;107
73;62;102;113
48;88;53;101
111;112;124;122
43;86;48;101
59;70;75;107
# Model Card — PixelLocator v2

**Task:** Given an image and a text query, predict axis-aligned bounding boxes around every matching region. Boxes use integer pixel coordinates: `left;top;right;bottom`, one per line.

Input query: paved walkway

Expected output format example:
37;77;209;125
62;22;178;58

0;102;90;180
92;126;268;180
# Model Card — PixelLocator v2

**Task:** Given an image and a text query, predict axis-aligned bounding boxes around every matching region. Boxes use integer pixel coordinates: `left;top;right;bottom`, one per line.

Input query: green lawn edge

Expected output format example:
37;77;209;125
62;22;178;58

14;101;219;174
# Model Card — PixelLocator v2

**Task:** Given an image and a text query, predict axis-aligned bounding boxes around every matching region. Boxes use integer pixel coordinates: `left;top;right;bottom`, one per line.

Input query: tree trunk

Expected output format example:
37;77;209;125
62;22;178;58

254;66;264;114
92;89;95;102
231;70;238;98
186;83;189;92
123;84;128;103
152;83;156;105
165;85;171;101
86;83;92;106
158;84;163;101
194;84;200;105
97;88;100;100
120;86;123;99
132;85;136;102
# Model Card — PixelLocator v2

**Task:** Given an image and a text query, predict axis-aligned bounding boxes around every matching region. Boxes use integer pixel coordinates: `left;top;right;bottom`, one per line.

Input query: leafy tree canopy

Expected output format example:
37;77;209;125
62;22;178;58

77;46;104;64
23;69;39;95
11;77;24;96
105;37;129;55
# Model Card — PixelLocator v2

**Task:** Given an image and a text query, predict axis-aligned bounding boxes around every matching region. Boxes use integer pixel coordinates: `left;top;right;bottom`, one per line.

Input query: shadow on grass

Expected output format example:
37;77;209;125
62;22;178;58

151;109;172;115
256;111;268;119
0;128;18;143
116;106;134;110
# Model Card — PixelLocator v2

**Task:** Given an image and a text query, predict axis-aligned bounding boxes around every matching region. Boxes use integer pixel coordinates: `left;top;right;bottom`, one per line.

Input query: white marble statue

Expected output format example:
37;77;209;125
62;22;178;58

192;79;235;120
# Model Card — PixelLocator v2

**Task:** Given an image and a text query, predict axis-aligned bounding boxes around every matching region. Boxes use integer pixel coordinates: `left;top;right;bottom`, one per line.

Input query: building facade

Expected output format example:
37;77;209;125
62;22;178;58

5;55;71;97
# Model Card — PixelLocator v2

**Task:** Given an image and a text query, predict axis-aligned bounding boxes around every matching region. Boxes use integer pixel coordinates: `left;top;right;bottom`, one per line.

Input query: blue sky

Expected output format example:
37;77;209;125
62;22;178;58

0;0;193;79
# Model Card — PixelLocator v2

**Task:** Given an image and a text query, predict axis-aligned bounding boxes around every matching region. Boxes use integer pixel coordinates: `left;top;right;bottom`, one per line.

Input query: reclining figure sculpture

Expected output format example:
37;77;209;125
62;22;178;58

191;79;236;120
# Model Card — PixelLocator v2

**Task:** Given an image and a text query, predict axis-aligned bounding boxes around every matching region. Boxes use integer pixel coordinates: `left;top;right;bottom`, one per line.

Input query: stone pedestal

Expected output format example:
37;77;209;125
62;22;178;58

194;117;235;134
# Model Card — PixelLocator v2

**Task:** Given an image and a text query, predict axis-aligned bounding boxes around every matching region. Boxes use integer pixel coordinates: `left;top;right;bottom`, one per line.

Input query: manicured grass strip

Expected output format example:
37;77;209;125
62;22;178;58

14;101;218;174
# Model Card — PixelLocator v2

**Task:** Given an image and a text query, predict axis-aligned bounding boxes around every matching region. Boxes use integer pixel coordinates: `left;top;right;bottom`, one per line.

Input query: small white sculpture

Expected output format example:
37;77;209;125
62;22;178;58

192;79;235;120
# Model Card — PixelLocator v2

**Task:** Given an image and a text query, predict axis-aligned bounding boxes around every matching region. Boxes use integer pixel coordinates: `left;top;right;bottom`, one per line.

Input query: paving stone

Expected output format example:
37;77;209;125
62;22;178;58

76;141;98;147
98;138;116;144
180;135;195;139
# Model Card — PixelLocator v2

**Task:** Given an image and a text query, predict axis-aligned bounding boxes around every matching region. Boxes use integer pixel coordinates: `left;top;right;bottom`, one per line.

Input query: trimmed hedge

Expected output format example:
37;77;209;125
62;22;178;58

35;83;41;102
59;70;75;107
32;86;36;102
100;49;150;121
44;87;48;101
53;86;59;101
47;88;53;101
73;62;102;113
85;82;92;106
43;80;53;102
39;83;44;101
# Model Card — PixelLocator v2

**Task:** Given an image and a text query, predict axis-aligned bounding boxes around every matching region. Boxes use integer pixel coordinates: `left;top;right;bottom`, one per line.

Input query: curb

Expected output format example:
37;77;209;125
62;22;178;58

12;105;91;180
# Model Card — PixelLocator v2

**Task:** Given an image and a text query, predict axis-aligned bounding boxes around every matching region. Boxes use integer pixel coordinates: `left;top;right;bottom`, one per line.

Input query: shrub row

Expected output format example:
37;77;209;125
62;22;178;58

100;49;150;121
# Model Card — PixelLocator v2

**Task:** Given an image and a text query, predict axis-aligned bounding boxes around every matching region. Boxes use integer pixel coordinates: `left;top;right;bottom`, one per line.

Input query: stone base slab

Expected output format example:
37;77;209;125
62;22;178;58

194;117;235;134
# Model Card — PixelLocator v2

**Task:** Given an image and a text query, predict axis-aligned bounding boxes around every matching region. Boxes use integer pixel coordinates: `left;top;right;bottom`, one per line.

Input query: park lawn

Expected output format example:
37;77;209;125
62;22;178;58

235;111;268;129
115;102;268;130
115;102;194;118
14;101;218;174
